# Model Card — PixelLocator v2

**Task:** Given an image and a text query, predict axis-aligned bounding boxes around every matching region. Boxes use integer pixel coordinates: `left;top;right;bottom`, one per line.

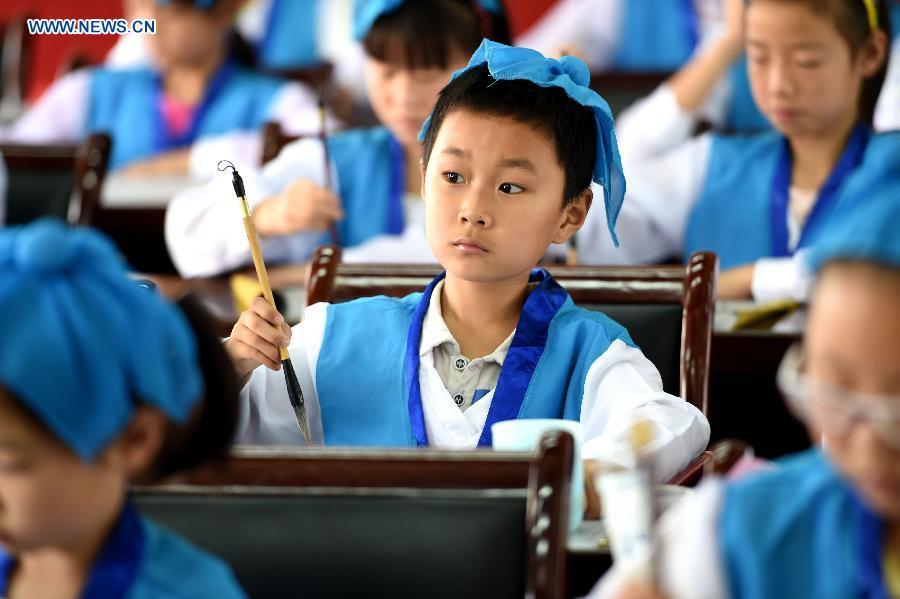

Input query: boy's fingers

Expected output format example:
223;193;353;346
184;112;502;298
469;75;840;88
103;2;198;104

250;296;285;326
235;340;281;371
233;330;282;369
242;312;287;348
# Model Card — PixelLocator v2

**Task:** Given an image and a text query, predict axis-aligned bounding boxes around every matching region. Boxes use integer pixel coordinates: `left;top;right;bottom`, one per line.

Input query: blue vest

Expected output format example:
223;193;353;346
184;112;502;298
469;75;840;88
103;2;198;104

615;0;696;72
324;126;405;248
88;64;283;170
720;449;888;599
0;502;246;598
684;128;892;268
314;278;635;446
258;0;321;70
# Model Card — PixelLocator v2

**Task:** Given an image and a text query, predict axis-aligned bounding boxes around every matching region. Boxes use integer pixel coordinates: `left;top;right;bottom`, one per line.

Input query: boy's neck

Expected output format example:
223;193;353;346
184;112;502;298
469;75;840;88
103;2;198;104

788;113;857;191
162;51;225;107
9;500;123;598
440;271;530;359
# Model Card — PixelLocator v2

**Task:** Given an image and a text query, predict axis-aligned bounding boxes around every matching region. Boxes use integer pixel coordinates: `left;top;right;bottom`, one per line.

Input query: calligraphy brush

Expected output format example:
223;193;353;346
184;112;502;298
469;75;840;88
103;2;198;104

218;160;312;445
318;96;341;246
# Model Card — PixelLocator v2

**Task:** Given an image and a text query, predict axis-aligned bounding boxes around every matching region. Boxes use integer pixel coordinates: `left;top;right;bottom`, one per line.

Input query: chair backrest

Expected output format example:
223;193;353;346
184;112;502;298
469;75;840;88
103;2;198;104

1;133;111;226
305;248;717;415
138;431;574;599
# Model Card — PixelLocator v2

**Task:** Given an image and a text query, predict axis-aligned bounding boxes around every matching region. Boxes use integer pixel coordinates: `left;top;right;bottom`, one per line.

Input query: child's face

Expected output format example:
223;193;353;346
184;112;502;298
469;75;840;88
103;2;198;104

151;1;237;69
422;109;590;284
806;264;900;519
745;0;883;137
0;394;126;553
365;54;467;148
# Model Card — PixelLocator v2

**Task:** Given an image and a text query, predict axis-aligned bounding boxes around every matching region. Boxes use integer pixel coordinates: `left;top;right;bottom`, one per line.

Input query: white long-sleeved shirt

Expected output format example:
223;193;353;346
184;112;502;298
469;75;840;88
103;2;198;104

1;68;330;177
165;136;434;277
237;300;711;482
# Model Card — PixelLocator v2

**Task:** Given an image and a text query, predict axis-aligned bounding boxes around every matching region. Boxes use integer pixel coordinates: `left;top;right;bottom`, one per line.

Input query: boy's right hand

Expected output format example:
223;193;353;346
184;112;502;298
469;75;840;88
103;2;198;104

226;297;293;380
253;180;345;237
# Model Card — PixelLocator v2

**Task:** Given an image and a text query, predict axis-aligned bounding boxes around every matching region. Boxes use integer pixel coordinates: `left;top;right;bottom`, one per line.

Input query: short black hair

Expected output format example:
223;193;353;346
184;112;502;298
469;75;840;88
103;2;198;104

422;65;597;206
363;0;500;70
145;294;241;481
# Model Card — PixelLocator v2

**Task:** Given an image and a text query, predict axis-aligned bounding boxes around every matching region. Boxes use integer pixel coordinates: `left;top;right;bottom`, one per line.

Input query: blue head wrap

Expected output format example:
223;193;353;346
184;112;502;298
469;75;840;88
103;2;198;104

419;39;626;246
808;134;900;272
0;219;204;460
354;0;503;40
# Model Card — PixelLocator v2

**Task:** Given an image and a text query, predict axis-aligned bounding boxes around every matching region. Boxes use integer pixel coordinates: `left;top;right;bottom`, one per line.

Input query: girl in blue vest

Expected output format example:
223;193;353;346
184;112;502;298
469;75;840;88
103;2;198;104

593;155;900;599
5;0;324;174
225;41;710;484
576;0;895;302
165;0;501;277
0;219;246;598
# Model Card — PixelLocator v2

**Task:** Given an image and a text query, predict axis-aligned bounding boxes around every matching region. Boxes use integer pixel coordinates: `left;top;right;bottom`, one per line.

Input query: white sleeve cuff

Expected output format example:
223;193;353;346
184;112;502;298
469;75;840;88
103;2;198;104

751;253;814;303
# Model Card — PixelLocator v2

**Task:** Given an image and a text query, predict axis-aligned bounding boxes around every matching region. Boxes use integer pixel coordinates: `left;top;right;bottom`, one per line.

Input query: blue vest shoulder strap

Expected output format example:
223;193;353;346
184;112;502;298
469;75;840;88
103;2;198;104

686;131;782;268
720;450;861;599
327;126;399;247
520;298;636;421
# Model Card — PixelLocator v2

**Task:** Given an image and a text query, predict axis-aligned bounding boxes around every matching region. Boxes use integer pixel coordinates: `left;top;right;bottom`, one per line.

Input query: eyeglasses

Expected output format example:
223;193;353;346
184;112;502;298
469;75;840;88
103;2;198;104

777;344;900;450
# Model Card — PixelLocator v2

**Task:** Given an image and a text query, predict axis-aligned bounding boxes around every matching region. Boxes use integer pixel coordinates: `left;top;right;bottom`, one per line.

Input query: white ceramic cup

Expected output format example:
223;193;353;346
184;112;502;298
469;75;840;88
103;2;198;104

491;418;584;531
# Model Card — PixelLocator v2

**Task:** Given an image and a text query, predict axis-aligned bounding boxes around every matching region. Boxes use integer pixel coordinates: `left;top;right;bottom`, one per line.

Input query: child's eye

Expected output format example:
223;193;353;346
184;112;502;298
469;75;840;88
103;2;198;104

499;183;524;194
796;60;822;69
443;172;466;184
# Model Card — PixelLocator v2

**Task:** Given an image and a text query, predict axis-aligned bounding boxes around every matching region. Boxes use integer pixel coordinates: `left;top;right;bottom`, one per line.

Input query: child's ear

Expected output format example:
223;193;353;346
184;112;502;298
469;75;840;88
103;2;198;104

103;407;168;479
552;187;592;245
860;29;889;77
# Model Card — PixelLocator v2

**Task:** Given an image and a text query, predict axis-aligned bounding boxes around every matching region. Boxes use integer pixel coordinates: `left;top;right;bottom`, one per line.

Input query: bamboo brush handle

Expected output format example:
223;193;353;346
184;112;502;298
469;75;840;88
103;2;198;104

238;195;290;362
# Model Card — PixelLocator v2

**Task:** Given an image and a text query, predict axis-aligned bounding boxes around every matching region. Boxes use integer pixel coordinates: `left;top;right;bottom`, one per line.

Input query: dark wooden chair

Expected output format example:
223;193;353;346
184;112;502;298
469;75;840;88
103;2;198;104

1;133;112;226
305;247;717;416
137;431;574;599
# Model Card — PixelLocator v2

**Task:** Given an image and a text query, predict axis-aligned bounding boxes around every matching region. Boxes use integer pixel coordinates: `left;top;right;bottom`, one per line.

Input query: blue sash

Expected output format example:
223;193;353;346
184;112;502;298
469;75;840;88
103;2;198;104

0;501;145;598
403;269;569;447
855;495;889;599
385;134;406;235
769;124;871;257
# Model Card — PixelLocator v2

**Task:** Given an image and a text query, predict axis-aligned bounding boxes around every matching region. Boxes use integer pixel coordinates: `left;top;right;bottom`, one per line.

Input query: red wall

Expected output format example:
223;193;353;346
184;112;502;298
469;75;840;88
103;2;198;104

1;0;122;100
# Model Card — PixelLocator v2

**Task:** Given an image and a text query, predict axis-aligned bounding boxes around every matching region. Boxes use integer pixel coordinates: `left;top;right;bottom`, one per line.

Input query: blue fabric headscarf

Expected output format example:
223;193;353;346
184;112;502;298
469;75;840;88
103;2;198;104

0;219;204;460
419;39;627;246
354;0;503;40
808;136;900;272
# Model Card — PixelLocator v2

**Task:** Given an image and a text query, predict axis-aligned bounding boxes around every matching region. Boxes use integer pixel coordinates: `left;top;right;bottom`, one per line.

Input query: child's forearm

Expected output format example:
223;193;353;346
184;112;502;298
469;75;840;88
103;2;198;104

668;36;743;114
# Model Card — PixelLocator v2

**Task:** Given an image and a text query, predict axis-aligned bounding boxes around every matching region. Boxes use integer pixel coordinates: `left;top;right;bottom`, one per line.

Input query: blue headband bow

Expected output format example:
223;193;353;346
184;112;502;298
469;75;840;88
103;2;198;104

354;0;502;40
0;220;204;460
419;39;626;246
808;134;900;272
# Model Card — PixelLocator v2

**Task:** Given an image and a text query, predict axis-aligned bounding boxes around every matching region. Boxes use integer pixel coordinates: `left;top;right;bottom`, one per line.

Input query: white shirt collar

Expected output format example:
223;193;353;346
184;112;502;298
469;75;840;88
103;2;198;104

419;279;514;365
